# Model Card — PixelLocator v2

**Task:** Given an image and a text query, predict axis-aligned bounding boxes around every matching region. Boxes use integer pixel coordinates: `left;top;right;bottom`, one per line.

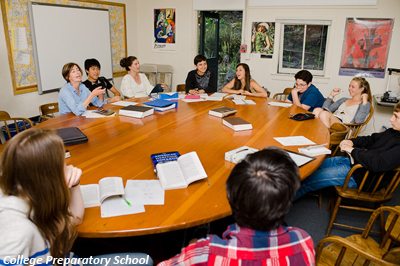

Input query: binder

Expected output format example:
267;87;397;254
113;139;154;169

56;127;88;146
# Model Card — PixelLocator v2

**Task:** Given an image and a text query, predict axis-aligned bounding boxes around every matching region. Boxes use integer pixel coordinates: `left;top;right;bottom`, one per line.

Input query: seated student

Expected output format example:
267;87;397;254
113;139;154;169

185;54;217;95
221;63;268;98
120;56;167;98
59;63;106;116
286;70;325;111
158;147;315;265
296;102;400;199
313;77;371;128
83;58;121;103
0;128;84;261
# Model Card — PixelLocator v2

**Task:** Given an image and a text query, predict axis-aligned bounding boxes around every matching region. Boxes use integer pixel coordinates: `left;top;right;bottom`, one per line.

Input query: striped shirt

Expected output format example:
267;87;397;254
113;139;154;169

0;193;51;266
158;224;315;266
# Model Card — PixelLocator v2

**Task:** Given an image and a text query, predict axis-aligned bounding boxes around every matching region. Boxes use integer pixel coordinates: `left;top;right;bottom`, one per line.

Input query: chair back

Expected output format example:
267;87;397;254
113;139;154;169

0;117;33;143
345;104;374;138
318;206;400;266
39;102;59;121
176;84;185;92
329;123;349;156
272;87;292;101
0;111;11;120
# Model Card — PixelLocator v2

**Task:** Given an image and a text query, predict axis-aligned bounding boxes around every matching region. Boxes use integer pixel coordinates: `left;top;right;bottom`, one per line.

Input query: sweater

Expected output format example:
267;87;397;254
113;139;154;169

322;97;370;124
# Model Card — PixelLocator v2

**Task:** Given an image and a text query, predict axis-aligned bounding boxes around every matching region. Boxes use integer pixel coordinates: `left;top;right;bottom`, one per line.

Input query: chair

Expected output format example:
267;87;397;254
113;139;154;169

39;102;59;121
176;84;186;92
0;115;33;143
329;123;349;156
272;87;292;101
345;104;374;138
317;206;400;265
326;164;400;235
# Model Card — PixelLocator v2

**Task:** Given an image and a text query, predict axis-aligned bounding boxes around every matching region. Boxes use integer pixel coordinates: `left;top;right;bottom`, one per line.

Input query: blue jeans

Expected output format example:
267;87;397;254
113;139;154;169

295;156;357;199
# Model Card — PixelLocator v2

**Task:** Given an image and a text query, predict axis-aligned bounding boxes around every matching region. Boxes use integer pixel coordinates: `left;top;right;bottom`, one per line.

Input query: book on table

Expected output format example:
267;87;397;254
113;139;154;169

143;99;177;112
151;151;181;172
155;151;207;190
158;92;179;100
208;106;237;118
80;176;145;218
93;108;115;116
56;127;88;146
207;92;228;101
222;117;253;131
118;105;154;118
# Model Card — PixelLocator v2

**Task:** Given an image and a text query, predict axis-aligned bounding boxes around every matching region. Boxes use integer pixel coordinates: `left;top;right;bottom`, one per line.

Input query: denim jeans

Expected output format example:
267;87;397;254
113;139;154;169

295;156;357;199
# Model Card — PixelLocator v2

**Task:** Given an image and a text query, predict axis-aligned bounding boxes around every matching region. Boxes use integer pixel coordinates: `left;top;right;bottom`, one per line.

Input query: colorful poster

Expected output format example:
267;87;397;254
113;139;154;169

154;8;176;51
339;18;393;78
251;22;275;58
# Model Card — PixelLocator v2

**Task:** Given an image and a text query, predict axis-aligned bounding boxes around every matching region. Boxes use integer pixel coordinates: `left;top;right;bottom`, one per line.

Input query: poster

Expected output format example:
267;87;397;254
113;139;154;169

154;8;176;51
251;22;275;58
339;18;393;78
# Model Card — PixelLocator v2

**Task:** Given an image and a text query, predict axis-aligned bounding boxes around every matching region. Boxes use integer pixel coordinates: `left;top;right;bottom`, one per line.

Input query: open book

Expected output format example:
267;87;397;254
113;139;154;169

156;151;207;190
80;176;145;218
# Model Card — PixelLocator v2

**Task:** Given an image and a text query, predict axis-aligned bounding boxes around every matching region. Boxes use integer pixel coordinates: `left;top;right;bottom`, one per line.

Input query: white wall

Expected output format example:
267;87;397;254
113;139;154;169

1;0;399;134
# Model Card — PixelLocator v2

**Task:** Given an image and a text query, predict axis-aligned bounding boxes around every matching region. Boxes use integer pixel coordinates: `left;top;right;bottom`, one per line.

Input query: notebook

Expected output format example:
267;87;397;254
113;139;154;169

56;127;88;146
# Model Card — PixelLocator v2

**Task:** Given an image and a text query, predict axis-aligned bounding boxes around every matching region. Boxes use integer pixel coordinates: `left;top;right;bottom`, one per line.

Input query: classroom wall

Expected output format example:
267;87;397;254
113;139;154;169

1;0;399;135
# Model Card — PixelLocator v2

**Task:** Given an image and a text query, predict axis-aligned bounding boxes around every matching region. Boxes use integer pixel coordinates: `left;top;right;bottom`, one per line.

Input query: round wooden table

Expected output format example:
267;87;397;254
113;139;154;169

37;96;329;238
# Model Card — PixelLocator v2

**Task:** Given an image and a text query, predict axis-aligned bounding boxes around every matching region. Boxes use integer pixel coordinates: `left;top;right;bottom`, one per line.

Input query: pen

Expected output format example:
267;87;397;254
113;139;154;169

121;196;132;207
235;148;249;154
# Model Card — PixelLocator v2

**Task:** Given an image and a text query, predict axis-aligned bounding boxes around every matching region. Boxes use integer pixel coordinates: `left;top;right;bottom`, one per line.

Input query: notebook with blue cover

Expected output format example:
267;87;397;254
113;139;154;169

159;92;179;100
144;99;177;108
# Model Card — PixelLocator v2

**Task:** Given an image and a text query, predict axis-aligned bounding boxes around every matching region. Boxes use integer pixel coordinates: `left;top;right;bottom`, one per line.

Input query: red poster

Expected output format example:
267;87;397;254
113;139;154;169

339;18;393;78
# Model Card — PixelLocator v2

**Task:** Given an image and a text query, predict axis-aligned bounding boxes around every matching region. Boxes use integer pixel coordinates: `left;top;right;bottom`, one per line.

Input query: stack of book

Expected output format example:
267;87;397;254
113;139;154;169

208;106;237;118
144;99;177;112
119;105;154;118
222;117;252;131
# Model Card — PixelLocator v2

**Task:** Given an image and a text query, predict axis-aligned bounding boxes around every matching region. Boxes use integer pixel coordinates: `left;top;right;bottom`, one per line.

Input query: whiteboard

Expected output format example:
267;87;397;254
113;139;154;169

29;3;113;93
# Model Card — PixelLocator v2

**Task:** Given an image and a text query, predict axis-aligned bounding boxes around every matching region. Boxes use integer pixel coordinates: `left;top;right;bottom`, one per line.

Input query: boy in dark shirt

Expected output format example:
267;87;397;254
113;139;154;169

296;102;400;198
83;58;121;103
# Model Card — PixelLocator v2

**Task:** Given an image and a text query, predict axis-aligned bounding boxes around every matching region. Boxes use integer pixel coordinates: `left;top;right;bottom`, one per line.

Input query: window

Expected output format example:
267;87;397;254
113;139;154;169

278;20;330;76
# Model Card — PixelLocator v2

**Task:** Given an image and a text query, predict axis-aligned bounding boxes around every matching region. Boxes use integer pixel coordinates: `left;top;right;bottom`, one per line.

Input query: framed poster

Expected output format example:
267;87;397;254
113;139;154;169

251;22;275;58
154;8;176;51
339;18;393;78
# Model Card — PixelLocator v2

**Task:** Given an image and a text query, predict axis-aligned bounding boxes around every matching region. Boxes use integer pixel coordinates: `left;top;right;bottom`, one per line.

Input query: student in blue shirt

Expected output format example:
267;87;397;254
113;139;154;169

58;63;106;116
286;70;325;112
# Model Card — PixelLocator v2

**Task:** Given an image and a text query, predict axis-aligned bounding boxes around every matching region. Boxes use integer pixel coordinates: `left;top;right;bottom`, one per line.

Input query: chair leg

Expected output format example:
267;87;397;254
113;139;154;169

326;196;342;236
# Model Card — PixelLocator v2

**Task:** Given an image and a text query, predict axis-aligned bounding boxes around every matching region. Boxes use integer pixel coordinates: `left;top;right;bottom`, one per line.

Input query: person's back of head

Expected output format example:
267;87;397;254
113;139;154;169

84;58;101;72
226;147;300;231
194;54;207;65
295;70;313;84
0;128;76;257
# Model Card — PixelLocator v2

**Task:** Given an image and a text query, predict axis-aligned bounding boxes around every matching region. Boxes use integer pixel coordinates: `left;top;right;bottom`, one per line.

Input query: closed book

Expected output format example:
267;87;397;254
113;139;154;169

209;106;237;118
159;92;179;100
56;127;88;146
222;117;252;131
119;105;154;118
144;99;177;112
150;151;181;172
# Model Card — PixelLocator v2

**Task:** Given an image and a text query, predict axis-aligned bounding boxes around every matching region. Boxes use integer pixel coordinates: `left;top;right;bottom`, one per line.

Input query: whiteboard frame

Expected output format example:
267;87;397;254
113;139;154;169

28;2;113;94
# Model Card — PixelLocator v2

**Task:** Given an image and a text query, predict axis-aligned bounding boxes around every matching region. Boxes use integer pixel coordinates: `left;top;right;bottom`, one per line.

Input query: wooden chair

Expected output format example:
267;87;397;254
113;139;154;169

329;123;349;156
176;84;186;92
326;164;400;235
39;102;59;121
0;115;33;143
317;206;400;265
272;87;292;101
345;104;374;138
0;111;11;120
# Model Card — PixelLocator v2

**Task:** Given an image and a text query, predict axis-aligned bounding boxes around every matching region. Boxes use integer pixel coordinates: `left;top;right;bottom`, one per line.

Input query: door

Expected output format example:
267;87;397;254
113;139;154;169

199;11;219;90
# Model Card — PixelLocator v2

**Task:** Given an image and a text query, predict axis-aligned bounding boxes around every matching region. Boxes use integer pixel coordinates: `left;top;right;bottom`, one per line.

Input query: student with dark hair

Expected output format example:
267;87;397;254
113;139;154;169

0;128;84;261
221;63;268;98
287;69;324;111
59;62;105;115
83;58;121;103
296;102;400;199
159;147;315;265
185;54;217;94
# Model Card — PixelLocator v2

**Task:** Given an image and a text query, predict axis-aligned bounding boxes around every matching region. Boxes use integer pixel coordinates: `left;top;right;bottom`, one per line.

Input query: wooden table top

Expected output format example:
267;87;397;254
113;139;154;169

37;96;329;238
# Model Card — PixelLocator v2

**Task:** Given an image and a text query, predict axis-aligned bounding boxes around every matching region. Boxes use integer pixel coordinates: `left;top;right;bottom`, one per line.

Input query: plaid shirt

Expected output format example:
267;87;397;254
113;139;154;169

158;224;315;266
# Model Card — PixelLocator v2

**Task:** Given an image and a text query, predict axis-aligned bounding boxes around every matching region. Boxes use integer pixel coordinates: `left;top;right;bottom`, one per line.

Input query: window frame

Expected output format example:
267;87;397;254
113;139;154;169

277;19;331;76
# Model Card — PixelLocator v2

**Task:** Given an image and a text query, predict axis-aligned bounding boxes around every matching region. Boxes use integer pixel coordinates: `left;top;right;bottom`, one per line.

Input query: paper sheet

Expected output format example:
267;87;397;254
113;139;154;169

268;101;292;108
82;110;116;118
111;101;138;107
274;136;315;146
125;180;165;205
